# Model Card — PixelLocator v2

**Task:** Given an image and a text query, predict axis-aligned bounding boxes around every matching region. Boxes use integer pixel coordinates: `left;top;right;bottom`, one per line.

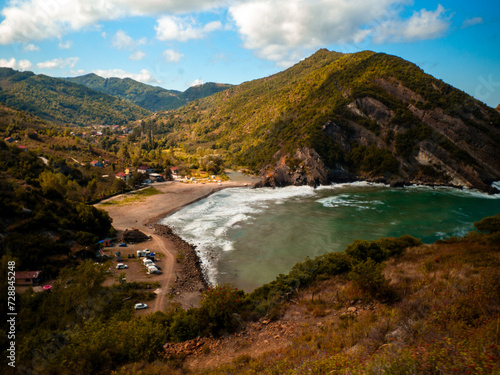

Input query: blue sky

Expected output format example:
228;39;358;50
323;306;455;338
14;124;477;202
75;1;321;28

0;0;499;107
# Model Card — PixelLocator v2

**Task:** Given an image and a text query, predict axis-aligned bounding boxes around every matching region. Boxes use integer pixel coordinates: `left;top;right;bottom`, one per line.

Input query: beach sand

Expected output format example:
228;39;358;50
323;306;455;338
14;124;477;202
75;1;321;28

96;180;254;311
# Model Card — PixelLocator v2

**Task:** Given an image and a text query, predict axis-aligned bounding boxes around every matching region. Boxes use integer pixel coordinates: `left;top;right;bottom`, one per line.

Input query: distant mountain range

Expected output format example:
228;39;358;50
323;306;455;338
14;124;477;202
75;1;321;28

0;68;151;126
154;49;500;193
63;74;232;112
0;68;232;125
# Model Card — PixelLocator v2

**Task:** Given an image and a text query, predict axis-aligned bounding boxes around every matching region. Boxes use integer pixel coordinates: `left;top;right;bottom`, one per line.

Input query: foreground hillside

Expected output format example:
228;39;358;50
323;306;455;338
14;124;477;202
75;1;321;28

0;68;151;125
4;212;498;374
154;49;500;193
178;225;500;375
64;74;232;112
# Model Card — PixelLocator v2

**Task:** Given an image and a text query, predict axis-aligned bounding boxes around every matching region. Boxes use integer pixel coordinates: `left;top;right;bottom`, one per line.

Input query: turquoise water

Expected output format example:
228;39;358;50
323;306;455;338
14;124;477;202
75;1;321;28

160;183;500;291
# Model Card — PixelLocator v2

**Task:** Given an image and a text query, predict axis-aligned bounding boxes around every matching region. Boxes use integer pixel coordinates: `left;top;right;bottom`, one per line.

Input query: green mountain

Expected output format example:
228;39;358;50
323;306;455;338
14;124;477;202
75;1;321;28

155;49;500;193
0;68;151;126
64;73;232;112
180;82;234;103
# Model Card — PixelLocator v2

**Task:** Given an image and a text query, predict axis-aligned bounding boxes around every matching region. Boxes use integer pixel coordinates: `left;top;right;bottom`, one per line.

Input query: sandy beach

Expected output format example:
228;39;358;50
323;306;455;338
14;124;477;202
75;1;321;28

96;180;255;311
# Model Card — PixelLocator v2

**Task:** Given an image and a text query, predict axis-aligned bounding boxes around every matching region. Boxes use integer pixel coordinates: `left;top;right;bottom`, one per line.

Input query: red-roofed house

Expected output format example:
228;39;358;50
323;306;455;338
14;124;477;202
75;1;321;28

170;167;179;176
15;271;43;285
115;172;128;180
18;145;28;152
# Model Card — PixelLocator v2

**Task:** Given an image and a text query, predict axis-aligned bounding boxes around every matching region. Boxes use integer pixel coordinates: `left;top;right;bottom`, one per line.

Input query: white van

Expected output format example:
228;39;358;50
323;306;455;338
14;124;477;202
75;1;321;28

147;265;159;274
143;259;154;267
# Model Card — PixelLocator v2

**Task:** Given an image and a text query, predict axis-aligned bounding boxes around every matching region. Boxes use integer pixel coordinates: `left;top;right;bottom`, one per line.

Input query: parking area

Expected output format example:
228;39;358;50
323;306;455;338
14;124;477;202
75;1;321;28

103;241;165;286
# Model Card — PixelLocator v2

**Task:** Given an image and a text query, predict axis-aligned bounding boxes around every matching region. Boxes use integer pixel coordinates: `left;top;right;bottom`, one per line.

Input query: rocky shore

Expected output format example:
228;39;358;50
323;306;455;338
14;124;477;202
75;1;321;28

153;224;209;296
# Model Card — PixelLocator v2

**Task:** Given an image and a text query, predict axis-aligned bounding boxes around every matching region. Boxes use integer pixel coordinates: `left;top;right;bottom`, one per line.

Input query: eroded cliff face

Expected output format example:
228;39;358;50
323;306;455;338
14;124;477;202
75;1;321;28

256;79;500;193
255;147;354;188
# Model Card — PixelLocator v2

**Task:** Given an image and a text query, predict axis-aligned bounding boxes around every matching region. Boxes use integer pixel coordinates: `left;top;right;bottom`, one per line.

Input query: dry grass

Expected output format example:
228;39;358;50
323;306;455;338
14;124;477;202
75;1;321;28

191;238;500;375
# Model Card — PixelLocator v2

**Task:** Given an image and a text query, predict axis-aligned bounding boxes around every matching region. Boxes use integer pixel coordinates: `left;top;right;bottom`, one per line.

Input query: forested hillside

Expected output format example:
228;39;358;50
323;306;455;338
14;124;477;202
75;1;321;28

149;49;500;193
0;68;151;125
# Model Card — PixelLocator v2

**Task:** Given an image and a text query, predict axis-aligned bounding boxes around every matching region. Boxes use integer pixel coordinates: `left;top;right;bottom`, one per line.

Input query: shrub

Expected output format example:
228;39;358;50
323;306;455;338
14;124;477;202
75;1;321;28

348;258;391;300
474;214;500;233
169;312;199;342
345;239;388;263
197;283;245;336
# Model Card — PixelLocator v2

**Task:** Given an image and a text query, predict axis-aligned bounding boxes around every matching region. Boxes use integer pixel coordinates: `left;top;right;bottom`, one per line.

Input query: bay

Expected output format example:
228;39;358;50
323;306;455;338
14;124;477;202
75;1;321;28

160;183;500;292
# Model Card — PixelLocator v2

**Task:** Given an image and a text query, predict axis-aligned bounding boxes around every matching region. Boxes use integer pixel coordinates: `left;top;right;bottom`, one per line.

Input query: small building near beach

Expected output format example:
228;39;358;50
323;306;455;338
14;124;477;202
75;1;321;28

15;271;43;286
98;238;112;247
138;166;154;174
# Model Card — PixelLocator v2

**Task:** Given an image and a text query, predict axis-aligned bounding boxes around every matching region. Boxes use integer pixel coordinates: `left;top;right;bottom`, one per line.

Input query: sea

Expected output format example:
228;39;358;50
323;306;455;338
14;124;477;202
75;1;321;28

160;182;500;292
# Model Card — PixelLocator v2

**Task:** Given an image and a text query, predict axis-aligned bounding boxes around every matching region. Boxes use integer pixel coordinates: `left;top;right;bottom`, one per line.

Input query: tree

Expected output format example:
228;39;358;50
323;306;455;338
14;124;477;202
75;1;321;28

474;214;500;233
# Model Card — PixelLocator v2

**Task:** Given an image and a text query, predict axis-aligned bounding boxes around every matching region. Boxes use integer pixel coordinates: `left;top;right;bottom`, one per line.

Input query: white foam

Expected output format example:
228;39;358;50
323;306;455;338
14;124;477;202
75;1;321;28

316;194;384;210
160;186;318;285
405;184;500;199
316;181;388;190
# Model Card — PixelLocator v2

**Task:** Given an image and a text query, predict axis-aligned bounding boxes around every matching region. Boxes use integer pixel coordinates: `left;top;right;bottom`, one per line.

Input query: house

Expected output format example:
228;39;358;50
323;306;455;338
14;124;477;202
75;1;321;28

4;137;14;144
115;172;128;180
98;238;112;247
137;166;154;174
18;145;28;152
15;271;43;286
149;173;164;182
90;160;104;167
170;167;179;176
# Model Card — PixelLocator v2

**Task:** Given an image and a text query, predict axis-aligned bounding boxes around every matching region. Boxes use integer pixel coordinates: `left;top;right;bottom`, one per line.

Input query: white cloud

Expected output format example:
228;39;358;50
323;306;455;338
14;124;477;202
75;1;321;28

188;78;204;87
93;68;160;84
155;16;222;42
163;49;183;63
37;57;79;69
373;5;450;43
23;43;39;52
58;40;73;49
0;57;33;70
229;0;451;66
113;0;226;15
0;0;225;45
111;29;147;50
462;17;484;29
129;51;146;61
229;0;401;66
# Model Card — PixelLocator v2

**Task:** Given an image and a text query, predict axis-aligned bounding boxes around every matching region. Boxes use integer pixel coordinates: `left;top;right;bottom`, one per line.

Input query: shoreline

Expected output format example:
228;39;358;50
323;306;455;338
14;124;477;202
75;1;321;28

96;180;254;310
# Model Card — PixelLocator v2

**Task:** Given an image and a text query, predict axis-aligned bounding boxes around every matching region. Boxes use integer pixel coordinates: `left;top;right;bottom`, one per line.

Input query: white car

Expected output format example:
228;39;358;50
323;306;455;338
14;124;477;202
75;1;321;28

134;303;148;310
116;263;128;269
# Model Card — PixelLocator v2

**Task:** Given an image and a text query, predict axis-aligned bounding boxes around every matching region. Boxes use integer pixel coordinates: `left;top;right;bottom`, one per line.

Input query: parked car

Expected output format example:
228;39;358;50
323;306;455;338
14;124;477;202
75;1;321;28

116;263;128;269
134;303;148;310
118;243;127;247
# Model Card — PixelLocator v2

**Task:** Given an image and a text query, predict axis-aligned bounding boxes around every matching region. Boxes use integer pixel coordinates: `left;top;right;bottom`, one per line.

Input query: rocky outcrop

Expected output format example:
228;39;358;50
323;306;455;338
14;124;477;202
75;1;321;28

255;147;355;188
348;97;393;125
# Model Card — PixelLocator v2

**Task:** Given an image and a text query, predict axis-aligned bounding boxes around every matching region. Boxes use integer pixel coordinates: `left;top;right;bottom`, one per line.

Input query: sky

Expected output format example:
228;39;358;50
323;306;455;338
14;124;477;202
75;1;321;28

0;0;499;107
